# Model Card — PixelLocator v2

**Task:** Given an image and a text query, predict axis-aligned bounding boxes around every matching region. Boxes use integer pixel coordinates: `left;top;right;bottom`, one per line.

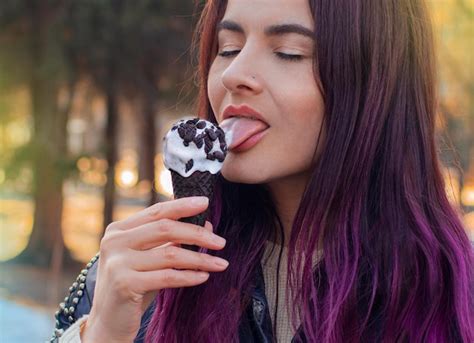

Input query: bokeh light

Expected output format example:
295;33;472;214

154;153;173;197
461;186;474;207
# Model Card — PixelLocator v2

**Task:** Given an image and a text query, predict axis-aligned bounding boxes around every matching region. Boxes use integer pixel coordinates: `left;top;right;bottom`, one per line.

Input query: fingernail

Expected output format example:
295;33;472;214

214;258;229;268
191;197;208;205
213;236;226;246
197;272;209;280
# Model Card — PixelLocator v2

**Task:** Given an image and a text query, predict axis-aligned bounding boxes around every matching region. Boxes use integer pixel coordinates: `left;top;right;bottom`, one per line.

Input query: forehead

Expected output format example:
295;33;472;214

223;0;313;27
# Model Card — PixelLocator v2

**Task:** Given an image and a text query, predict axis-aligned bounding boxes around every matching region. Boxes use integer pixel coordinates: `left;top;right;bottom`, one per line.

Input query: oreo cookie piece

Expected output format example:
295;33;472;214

185;159;194;173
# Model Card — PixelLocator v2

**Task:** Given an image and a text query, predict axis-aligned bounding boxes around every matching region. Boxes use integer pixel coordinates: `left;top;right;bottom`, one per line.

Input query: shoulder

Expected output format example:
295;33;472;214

49;252;156;343
50;252;99;342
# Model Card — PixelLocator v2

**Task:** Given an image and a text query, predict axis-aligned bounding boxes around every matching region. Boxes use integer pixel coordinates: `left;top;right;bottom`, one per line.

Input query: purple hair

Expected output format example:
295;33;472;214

146;0;474;342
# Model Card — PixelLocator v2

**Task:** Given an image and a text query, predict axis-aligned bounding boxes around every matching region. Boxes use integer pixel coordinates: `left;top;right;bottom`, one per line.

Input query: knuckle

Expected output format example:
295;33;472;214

99;235;111;255
147;202;162;219
162;245;178;260
99;231;121;254
105;221;120;233
161;269;177;284
156;219;173;236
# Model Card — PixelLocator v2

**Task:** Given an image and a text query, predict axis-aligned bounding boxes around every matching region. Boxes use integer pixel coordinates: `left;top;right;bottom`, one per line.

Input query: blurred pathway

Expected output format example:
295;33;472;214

0;263;80;343
0;298;54;342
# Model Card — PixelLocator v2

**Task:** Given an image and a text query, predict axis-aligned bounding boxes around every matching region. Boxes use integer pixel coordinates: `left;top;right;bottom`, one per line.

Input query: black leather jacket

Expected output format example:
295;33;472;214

50;254;306;342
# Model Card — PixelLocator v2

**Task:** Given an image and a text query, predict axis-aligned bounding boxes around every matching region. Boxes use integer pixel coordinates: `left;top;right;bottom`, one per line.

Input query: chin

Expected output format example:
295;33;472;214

221;159;270;184
221;170;266;184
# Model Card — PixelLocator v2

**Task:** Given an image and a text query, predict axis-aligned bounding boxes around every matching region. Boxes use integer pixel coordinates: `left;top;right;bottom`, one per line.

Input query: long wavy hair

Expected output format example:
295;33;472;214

146;0;474;342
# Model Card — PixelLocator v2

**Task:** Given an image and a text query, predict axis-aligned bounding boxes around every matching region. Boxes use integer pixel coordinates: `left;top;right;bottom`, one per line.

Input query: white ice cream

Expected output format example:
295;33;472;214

219;117;237;147
163;118;227;177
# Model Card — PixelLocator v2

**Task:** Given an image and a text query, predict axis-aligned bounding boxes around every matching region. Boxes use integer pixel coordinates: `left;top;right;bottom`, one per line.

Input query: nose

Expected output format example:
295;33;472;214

220;46;263;95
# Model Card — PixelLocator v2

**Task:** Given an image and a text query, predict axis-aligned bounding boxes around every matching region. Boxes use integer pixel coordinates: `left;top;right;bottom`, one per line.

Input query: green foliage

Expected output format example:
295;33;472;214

0;0;197;191
62;0;196;97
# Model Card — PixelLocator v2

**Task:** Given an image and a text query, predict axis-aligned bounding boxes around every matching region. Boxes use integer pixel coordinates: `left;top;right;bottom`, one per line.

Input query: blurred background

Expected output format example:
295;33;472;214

0;0;472;341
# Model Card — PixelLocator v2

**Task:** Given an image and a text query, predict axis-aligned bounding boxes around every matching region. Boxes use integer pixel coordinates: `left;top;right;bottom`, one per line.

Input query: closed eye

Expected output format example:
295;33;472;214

217;50;304;61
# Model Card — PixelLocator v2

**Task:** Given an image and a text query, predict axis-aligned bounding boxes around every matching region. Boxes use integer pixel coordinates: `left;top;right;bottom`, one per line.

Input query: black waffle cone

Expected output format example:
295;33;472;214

171;170;217;252
171;170;217;227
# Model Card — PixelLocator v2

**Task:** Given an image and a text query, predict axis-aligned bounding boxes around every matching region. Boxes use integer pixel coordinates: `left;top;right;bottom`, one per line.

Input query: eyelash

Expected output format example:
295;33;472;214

217;50;303;61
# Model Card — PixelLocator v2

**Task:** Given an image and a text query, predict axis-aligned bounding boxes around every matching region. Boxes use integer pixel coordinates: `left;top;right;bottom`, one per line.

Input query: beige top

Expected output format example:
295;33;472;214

262;240;321;343
58;314;88;342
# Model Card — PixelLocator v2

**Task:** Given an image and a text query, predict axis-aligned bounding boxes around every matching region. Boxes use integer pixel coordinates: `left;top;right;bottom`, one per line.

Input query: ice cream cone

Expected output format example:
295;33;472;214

163;117;228;251
170;169;217;227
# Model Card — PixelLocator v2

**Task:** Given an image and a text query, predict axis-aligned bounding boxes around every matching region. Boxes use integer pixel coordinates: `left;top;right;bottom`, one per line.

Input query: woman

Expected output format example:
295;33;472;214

52;0;474;342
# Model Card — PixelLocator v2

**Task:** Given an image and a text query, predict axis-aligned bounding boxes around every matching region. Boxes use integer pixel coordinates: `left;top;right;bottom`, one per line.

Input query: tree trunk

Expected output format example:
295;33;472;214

139;93;159;207
10;1;78;269
102;66;119;232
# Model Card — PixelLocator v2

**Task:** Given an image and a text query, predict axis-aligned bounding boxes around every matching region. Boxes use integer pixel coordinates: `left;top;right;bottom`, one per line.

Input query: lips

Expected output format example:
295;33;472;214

222;104;267;122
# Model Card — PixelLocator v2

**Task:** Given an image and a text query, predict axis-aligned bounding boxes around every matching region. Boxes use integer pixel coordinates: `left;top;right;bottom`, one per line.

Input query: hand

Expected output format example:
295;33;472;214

81;196;228;343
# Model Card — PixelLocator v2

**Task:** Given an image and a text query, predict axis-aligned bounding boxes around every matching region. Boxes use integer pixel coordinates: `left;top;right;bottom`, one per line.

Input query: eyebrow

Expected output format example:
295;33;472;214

216;20;314;40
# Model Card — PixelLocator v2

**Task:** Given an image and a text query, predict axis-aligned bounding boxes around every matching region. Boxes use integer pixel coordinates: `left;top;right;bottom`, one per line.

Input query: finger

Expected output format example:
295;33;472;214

135;269;210;293
129;245;229;272
204;221;213;232
114;196;209;230
140;221;212;251
125;219;226;251
155;241;180;249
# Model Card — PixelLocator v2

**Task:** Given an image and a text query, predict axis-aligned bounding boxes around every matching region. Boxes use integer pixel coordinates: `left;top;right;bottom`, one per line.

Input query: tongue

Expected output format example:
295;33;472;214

220;117;268;149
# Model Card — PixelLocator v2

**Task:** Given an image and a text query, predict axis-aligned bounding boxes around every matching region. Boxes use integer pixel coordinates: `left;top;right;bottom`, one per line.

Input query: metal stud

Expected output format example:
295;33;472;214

252;298;265;325
52;251;100;341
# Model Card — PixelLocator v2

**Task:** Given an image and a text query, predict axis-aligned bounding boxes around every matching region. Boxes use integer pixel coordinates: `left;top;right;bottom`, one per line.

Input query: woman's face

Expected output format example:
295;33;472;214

208;0;325;184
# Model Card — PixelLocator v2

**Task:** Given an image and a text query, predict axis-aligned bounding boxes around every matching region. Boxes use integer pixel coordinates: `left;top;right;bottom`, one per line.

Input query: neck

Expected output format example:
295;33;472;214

265;172;311;247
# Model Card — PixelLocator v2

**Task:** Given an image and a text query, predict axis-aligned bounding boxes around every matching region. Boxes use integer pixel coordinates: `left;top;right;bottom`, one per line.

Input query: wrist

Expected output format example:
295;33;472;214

80;318;106;343
81;315;132;343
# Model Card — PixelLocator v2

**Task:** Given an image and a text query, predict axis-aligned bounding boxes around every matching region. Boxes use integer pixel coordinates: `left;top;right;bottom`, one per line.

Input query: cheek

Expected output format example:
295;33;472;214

207;63;224;116
269;62;324;132
277;84;325;165
279;82;324;140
